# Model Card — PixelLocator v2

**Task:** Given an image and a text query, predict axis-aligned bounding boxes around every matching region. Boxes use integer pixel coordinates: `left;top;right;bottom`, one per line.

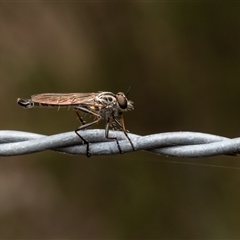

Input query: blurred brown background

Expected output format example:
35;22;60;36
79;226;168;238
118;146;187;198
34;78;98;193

1;2;240;238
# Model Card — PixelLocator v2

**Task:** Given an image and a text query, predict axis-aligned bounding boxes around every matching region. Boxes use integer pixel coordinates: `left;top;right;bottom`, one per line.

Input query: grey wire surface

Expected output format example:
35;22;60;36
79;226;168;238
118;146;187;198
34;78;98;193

0;130;239;157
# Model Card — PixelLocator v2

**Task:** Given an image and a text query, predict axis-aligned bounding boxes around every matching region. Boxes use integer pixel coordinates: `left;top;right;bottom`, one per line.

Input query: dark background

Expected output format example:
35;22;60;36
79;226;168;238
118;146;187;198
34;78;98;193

1;2;240;238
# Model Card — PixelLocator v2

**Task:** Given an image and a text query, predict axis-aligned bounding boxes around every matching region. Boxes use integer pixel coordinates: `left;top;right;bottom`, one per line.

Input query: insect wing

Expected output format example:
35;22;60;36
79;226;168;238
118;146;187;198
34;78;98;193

31;93;97;106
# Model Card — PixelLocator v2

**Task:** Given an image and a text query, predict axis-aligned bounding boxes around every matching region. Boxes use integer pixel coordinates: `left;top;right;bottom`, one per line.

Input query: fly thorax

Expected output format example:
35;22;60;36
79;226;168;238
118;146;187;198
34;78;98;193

96;93;117;107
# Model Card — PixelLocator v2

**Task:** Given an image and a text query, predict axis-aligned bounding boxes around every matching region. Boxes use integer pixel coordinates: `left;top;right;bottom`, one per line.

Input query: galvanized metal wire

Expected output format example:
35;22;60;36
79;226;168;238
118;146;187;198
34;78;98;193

0;130;239;157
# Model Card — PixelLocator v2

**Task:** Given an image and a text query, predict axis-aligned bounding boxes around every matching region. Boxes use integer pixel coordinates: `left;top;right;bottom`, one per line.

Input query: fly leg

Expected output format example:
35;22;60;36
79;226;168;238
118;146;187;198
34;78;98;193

74;109;86;125
113;115;135;151
74;106;101;157
75;119;100;157
112;116;130;133
105;117;123;154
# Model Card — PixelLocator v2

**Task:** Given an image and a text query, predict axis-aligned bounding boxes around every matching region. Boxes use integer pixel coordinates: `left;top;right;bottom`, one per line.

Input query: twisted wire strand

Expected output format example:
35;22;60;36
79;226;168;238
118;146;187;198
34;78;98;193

0;130;239;157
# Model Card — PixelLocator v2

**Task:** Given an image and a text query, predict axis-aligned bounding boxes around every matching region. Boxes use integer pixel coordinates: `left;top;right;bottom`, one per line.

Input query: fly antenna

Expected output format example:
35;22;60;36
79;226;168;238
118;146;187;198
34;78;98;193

125;86;131;97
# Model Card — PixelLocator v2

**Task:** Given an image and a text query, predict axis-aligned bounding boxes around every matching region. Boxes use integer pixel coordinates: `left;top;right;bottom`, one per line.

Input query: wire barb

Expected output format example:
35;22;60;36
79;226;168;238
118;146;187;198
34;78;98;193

0;130;239;157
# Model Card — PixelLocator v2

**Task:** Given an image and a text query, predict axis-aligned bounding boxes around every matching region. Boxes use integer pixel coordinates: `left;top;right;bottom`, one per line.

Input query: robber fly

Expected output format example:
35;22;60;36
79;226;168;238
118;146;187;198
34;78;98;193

17;91;135;157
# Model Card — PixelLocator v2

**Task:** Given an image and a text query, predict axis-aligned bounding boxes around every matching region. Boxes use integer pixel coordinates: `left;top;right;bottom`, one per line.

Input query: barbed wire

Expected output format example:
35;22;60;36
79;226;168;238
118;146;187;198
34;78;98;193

0;129;240;157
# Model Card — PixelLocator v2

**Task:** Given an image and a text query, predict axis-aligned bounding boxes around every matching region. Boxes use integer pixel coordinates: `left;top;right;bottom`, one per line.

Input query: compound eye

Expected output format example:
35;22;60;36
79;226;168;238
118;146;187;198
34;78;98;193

116;92;127;109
